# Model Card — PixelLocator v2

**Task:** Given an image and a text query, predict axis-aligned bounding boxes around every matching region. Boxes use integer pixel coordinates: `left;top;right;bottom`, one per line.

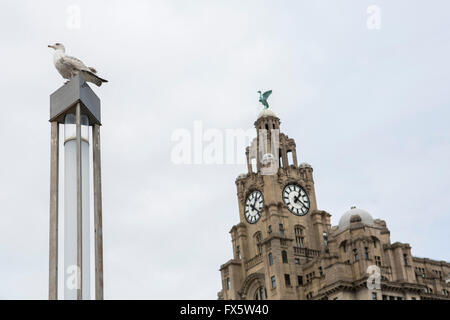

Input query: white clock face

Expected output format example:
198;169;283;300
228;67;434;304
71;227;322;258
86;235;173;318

283;184;310;216
244;190;264;224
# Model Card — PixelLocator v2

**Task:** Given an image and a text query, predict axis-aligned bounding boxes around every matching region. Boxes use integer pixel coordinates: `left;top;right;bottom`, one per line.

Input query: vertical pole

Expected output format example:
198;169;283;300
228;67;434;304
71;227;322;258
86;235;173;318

76;103;83;300
49;121;59;300
93;124;104;300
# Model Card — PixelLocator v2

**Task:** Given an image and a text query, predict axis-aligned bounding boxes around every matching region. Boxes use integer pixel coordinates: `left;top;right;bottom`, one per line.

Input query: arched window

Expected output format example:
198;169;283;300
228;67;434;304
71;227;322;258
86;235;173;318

340;240;347;253
353;249;359;261
254;287;267;300
294;225;305;247
282;250;288;264
268;253;273;266
287;150;294;166
371;236;379;249
323;231;328;246
251;158;257;173
279;149;284;168
279;224;285;235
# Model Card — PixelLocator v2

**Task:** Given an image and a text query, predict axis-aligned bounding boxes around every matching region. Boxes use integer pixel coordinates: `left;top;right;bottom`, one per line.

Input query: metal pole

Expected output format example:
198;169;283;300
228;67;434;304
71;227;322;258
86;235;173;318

49;121;59;300
76;103;83;300
93;124;104;300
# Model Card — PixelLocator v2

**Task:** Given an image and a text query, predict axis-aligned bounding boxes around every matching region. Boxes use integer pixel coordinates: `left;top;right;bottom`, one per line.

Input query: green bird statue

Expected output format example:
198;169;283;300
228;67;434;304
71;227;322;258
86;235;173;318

258;90;272;109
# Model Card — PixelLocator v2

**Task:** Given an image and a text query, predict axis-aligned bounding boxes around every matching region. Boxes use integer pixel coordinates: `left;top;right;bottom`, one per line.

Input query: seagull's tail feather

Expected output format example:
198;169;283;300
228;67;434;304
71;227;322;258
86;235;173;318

80;70;108;87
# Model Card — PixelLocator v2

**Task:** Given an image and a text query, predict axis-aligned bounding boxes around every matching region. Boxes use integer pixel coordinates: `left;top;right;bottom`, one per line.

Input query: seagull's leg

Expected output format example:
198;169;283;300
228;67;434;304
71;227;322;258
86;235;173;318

64;71;74;84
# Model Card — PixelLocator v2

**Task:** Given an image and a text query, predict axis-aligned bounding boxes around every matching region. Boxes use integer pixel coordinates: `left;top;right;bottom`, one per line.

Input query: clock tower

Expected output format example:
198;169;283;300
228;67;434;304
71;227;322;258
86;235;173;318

219;108;332;300
219;107;450;301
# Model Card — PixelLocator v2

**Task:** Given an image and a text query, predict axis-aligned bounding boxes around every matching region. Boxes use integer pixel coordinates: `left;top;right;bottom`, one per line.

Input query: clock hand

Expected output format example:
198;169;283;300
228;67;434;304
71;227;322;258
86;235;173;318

250;204;261;214
293;195;306;207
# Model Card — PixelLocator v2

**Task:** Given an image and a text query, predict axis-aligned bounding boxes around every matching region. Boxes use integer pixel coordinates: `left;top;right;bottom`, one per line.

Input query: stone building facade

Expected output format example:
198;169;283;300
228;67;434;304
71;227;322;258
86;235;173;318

218;110;450;300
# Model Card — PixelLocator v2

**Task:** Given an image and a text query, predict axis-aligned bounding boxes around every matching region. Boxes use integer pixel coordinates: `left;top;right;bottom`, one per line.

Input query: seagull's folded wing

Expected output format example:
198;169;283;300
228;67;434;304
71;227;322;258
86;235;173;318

60;55;90;72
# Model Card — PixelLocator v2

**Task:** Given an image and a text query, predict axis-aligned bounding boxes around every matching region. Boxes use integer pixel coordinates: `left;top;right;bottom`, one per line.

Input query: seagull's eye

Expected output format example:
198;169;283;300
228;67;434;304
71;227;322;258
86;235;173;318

55;43;60;45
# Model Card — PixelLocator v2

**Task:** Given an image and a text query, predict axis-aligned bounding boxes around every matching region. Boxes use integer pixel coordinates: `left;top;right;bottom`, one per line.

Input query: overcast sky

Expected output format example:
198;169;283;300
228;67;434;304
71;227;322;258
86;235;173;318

0;0;449;299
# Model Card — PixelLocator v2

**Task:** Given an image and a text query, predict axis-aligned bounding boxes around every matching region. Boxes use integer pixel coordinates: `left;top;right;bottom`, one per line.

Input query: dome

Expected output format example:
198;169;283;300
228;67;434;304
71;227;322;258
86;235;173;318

338;207;374;230
257;109;277;119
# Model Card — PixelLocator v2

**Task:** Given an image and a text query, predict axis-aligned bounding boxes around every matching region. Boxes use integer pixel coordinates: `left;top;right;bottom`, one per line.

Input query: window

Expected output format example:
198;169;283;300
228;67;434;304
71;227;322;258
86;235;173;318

411;297;416;300
382;295;387;300
268;225;272;235
271;276;276;289
226;277;231;290
318;266;323;277
279;224;285;236
353;249;359;261
373;239;377;248
397;297;403;300
294;225;303;236
372;292;377;300
443;289;449;296
389;296;395;300
254;287;266;300
364;247;369;260
282;250;288;264
403;254;408;266
323;231;328;246
279;149;284;168
306;272;315;283
375;256;381;267
418;268;425;278
306;292;313;300
295;236;304;247
342;241;347;253
251;158;257;173
295;258;300;264
284;274;291;286
287;150;294;166
298;275;303;286
268;253;273;266
236;245;241;260
432;270;442;279
294;225;304;247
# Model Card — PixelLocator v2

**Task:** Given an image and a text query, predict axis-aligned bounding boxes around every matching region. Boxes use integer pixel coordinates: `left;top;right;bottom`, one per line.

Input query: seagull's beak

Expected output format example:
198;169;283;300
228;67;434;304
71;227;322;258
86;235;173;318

48;44;55;49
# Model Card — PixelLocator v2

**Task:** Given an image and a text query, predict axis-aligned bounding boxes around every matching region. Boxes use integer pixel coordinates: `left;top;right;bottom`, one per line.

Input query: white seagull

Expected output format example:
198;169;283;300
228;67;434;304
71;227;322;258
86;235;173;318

48;43;108;87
